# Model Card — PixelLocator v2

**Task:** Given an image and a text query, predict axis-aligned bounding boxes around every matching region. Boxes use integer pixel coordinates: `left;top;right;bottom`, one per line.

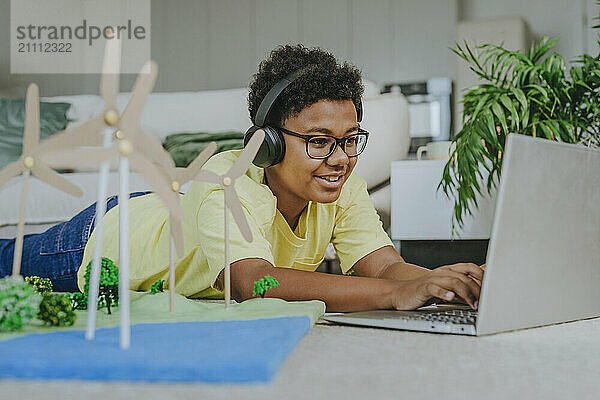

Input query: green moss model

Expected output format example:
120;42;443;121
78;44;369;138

150;279;165;294
72;257;119;314
0;275;42;332
38;293;76;327
252;275;279;298
24;276;53;294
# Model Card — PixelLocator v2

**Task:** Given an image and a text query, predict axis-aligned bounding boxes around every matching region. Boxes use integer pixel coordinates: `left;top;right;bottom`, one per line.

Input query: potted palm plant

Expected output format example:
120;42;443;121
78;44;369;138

440;35;600;230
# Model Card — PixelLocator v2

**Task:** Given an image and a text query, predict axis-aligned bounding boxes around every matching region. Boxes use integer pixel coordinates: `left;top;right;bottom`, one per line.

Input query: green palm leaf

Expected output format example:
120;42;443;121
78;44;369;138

442;34;600;231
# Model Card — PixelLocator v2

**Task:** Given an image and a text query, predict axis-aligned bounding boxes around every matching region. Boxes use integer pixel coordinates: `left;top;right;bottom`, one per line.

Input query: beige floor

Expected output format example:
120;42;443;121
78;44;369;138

2;317;599;400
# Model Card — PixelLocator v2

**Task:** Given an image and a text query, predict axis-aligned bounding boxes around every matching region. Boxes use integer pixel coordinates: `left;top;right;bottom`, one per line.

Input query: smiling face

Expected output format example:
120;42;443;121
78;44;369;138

264;99;359;223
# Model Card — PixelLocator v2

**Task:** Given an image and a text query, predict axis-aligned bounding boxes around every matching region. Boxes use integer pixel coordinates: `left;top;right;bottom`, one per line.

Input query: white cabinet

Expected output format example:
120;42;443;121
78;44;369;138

390;160;497;240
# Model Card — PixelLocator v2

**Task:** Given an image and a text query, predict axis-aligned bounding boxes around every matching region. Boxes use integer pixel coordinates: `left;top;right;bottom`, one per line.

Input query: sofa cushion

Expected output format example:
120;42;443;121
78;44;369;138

163;131;244;167
42;95;105;127
0;98;71;168
40;88;252;143
116;88;252;141
354;93;410;189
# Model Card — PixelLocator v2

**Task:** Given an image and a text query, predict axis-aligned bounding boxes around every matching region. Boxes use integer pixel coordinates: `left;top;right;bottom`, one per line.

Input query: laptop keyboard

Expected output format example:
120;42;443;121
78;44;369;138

409;309;478;324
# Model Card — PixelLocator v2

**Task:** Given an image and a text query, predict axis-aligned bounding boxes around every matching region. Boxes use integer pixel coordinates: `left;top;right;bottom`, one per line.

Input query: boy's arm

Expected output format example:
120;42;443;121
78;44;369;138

222;254;483;312
223;258;400;312
352;245;485;283
352;245;431;280
352;245;485;307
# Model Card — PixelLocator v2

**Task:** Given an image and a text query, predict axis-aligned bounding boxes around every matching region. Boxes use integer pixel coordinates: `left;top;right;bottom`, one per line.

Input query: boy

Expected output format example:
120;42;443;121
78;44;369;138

0;45;483;312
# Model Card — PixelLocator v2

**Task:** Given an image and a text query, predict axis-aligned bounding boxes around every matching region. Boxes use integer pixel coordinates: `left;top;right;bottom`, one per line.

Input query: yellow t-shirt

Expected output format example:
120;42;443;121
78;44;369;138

77;150;393;298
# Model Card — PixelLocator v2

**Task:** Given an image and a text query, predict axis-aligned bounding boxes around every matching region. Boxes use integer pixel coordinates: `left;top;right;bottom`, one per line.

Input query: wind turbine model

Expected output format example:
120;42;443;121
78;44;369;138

41;40;181;349
39;39;172;168
193;130;266;308
0;83;83;276
156;142;218;312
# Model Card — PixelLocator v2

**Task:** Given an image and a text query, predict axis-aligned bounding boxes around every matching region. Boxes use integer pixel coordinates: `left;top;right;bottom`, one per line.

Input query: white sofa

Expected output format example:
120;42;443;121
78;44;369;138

0;81;409;238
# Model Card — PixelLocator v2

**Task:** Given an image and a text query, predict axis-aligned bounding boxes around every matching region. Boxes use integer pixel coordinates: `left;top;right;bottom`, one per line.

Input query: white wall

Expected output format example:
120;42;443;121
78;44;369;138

141;0;457;91
458;0;595;65
0;0;458;96
0;0;597;97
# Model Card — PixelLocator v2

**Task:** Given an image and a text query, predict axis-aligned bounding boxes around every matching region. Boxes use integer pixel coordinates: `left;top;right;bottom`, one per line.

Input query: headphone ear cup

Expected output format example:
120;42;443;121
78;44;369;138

244;125;285;167
263;126;286;166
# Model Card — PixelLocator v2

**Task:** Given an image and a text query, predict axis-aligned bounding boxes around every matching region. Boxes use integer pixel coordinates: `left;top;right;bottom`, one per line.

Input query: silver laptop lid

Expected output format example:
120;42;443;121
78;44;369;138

476;134;600;335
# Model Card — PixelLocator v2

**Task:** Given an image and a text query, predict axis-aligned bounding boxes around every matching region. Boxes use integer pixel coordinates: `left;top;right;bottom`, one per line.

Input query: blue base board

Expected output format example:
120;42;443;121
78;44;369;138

0;317;311;383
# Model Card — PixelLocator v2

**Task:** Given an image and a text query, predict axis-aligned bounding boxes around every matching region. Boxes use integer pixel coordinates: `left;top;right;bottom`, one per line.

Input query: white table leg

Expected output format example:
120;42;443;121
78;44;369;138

169;231;175;312
12;169;30;276
86;129;112;340
224;194;230;309
119;156;131;349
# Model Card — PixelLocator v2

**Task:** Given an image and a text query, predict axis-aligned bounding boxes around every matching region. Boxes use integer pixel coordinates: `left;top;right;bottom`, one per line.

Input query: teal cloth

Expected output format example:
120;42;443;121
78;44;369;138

0;318;312;383
162;131;244;167
0;291;326;342
0;98;71;168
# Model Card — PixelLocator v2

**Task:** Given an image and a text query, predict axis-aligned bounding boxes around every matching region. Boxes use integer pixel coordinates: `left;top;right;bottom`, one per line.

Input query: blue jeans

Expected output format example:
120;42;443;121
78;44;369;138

0;192;151;292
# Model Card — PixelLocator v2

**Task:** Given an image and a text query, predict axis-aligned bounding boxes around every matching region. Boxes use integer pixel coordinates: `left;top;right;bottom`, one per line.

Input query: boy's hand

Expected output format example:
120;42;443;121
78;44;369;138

392;263;484;310
436;262;485;285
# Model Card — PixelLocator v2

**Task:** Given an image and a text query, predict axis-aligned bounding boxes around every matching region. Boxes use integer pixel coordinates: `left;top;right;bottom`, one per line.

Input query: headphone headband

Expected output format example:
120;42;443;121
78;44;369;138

254;66;363;126
254;68;310;127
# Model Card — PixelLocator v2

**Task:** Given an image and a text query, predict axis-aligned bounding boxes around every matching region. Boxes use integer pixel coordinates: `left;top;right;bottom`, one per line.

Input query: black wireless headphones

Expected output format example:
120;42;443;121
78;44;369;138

244;67;363;168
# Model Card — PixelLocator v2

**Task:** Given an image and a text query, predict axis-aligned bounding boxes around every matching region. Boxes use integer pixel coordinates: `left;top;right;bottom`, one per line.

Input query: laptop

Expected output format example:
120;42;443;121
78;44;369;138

324;134;600;335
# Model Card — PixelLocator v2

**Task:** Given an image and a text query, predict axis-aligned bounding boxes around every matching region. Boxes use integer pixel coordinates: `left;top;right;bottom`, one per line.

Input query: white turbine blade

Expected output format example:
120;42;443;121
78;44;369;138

120;61;157;135
171;216;184;258
224;185;253;242
153;159;175;183
41;146;119;169
228;129;264;179
128;151;184;220
38;116;106;152
0;161;24;189
134;127;174;169
100;38;121;110
23;83;40;155
194;169;221;185
31;162;83;197
175;142;217;183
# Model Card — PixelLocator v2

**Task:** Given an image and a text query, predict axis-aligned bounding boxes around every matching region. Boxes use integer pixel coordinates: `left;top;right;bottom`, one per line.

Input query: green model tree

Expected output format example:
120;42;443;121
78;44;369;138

0;275;42;332
95;258;119;314
70;291;87;310
24;276;53;294
38;293;76;327
252;275;279;298
150;279;165;294
72;257;119;314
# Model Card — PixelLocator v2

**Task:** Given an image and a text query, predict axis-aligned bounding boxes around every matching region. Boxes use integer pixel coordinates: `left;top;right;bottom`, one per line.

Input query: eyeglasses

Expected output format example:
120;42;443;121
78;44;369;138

279;127;369;159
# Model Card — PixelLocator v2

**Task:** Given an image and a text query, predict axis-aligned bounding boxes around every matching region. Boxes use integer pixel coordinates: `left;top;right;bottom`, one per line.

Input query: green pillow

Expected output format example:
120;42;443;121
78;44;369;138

163;131;245;167
0;98;71;169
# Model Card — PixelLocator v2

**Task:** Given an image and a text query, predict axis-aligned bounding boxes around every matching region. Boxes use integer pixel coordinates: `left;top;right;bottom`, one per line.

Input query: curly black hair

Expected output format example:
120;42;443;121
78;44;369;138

248;44;364;127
